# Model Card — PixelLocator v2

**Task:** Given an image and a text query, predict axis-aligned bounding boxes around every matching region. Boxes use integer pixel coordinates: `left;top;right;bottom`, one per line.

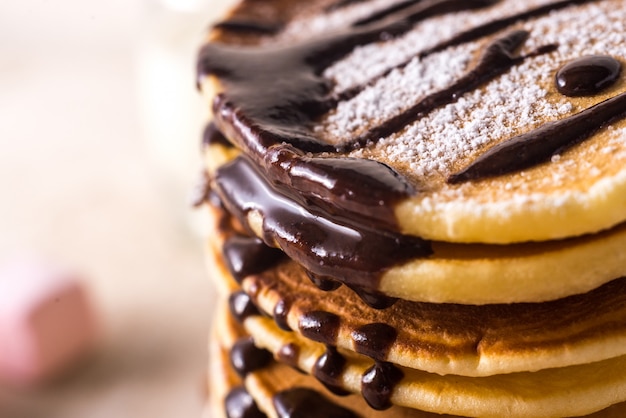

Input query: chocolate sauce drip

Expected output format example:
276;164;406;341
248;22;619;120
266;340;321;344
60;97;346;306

348;286;398;309
273;388;359;418
351;323;398;360
214;19;283;35
355;30;540;147
225;386;267;418
354;0;498;27
223;235;285;283
277;343;301;370
215;157;431;293
230;337;274;377
299;311;341;345
203;122;232;148
229;291;261;323
556;55;622;97
306;271;342;291
264;145;413;230
273;299;293;331
361;361;404;411
448;91;626;183
325;0;369;12
313;345;350;396
198;0;499;156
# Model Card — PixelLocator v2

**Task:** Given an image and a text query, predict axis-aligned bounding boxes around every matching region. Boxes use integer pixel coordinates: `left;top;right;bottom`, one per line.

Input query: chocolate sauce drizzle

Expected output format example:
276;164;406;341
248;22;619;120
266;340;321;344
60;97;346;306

361;361;405;410
203;122;232;148
277;343;301;370
202;0;621;307
215;156;431;293
229;291;262;323
448;91;626;183
273;388;359;418
223;235;285;283
273;298;293;331
351;323;398;360
298;311;341;345
354;30;556;147
306;271;342;292
225;386;267;418
313;345;350;396
324;0;369;12
213;19;283;35
230;337;274;377
556;55;622;97
353;0;498;27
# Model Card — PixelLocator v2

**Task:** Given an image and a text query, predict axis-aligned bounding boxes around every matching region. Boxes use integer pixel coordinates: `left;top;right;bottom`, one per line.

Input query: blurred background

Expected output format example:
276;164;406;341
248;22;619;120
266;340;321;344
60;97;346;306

0;0;235;416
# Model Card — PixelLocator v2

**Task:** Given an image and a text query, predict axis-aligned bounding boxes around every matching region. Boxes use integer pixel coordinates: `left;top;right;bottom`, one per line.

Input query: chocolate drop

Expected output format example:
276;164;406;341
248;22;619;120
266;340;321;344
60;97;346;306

351;323;398;360
298;311;341;345
306;271;342;291
223;235;285;283
273;299;293;331
225;386;267;418
273;388;359;418
361;361;404;411
313;346;350;396
556;55;622;97
229;291;261;323
277;343;301;370
449;91;626;183
203;122;232;148
230;337;273;377
349;286;398;309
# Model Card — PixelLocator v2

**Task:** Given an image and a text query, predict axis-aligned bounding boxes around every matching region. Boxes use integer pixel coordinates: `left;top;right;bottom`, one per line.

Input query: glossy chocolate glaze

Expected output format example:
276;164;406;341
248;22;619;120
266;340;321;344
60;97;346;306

306;271;342;292
355;30;557;147
273;388;359;418
201;0;608;295
313;345;350;396
449;91;626;183
277;343;301;369
347;286;398;309
203;122;232;148
223;235;285;283
231;337;274;377
214;19;283;35
273;298;293;331
229;291;262;323
225;386;267;418
298;311;341;345
324;0;369;12
215;156;431;292
556;55;622;97
353;0;498;27
361;361;405;410
351;323;398;360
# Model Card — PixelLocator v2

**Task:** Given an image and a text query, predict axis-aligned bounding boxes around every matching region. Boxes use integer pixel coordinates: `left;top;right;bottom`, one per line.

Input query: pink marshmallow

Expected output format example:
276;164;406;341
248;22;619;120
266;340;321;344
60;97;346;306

0;258;98;386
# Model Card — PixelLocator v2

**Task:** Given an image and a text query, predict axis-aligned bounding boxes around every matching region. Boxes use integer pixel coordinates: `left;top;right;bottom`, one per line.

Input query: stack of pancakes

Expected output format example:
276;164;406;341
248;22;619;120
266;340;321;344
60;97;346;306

195;0;626;416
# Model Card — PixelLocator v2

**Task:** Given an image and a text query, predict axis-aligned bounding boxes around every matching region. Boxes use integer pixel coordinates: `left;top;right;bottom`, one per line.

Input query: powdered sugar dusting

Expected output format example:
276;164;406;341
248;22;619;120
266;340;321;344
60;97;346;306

307;0;626;186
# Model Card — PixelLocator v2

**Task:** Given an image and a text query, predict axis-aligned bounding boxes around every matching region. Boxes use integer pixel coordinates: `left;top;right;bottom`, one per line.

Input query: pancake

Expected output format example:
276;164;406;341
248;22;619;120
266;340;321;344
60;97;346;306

198;0;626;244
203;199;626;376
209;300;626;418
212;300;454;418
240;306;626;417
198;0;626;416
205;141;626;305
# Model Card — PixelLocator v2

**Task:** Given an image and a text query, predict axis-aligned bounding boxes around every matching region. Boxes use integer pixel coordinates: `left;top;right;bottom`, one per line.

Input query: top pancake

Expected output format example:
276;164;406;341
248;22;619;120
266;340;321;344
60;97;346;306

199;0;626;244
